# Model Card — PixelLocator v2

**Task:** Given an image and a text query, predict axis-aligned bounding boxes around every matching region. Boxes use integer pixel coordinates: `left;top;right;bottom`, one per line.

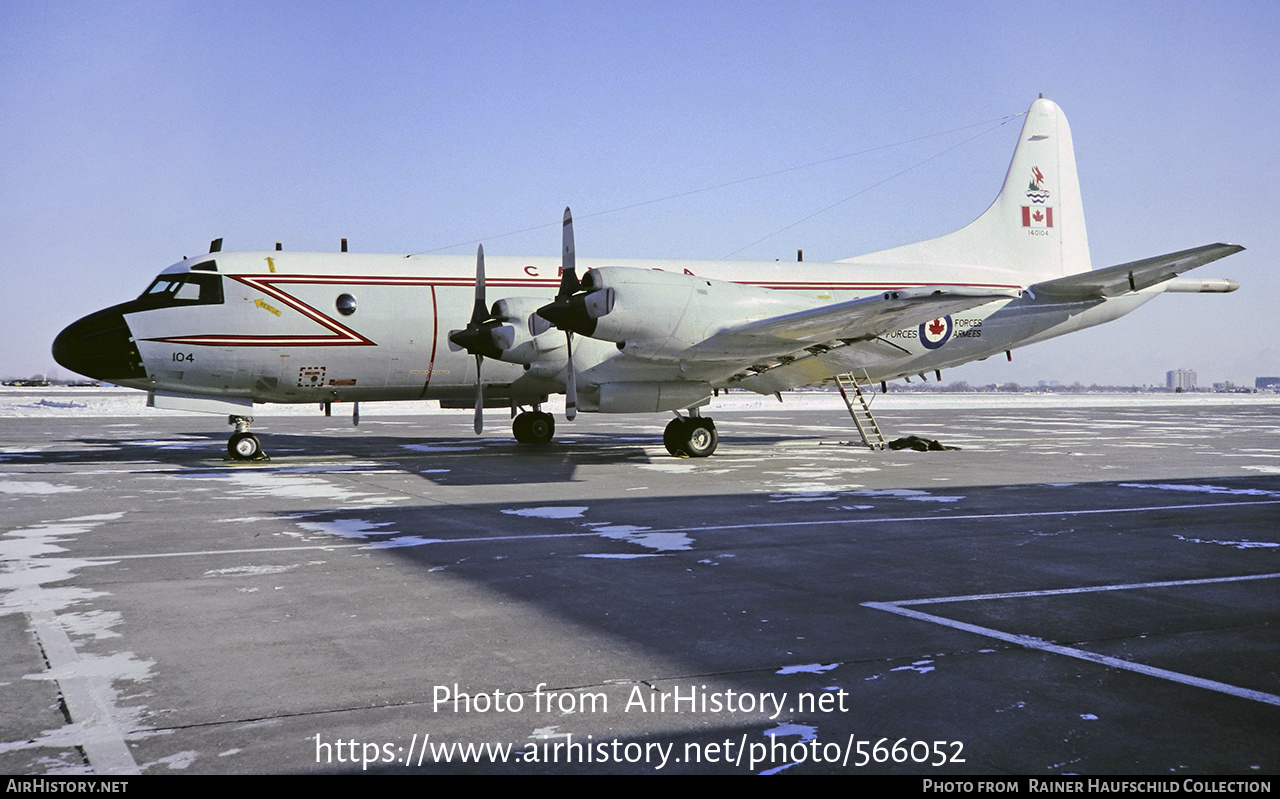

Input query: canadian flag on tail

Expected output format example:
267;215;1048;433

1022;206;1054;228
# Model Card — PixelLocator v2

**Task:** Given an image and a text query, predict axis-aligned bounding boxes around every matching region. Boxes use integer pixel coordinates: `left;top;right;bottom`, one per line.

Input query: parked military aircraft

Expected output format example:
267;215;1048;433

52;98;1241;459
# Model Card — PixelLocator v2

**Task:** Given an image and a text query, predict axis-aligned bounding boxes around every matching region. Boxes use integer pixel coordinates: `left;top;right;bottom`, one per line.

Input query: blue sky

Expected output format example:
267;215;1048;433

3;1;1275;386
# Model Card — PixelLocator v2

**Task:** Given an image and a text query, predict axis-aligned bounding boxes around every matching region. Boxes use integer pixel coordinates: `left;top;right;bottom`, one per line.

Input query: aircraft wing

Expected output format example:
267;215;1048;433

1030;243;1244;301
683;285;1021;360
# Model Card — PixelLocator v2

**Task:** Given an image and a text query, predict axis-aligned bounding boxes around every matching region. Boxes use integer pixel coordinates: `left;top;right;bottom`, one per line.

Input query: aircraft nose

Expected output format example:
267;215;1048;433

52;308;147;382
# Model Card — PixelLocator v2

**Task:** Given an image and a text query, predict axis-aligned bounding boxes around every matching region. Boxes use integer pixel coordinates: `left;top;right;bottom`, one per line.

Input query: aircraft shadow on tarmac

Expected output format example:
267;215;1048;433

265;475;1280;773
14;430;655;484
36;426;823;485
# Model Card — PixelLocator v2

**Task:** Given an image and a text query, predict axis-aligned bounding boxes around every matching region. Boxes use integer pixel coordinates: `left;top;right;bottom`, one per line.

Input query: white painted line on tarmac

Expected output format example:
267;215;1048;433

79;499;1280;561
638;499;1280;535
83;532;604;561
23;599;142;772
892;572;1280;606
864;573;1280;708
3;515;142;774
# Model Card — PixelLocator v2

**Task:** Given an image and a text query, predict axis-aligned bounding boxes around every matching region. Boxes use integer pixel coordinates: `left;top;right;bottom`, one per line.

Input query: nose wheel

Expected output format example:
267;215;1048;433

663;415;717;458
228;431;263;460
227;415;268;461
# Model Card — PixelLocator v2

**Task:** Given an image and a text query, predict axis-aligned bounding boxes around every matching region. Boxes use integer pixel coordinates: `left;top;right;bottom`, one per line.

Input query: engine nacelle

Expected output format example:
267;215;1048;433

490;297;547;330
485;297;564;366
579;267;808;359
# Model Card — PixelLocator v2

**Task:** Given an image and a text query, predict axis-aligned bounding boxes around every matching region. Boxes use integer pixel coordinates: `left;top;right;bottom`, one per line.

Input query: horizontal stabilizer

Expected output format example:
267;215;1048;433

685;286;1021;360
1030;243;1243;301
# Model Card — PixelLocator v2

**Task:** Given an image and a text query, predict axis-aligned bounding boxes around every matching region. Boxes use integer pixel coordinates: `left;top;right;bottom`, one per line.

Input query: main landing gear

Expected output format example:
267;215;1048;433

227;415;267;461
510;407;717;457
512;410;556;445
664;413;717;458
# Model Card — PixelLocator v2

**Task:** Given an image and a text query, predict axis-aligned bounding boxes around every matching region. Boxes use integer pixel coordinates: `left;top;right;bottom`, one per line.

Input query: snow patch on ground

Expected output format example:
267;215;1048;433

401;443;484;453
203;564;300;578
293;518;442;549
764;722;817;741
179;471;400;506
581;523;694;554
501;506;589;519
0;480;79;494
1173;534;1277;550
891;659;936;674
1120;482;1280;498
364;536;442;549
852;489;964;503
777;663;840;675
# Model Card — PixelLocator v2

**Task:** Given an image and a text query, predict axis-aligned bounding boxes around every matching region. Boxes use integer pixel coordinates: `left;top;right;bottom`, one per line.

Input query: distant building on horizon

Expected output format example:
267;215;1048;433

1257;377;1280;390
1167;369;1196;391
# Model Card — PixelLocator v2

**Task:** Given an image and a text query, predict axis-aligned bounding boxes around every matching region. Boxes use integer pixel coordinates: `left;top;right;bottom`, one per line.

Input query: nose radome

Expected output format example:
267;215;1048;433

52;307;146;382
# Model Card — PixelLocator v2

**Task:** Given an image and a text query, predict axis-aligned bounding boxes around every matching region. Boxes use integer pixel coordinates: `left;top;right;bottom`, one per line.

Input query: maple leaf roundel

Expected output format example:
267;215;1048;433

919;316;953;349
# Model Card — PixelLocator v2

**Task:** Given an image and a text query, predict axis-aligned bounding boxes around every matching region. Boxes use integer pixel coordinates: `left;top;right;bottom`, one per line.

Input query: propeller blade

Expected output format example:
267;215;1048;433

565;333;577;421
560;208;581;422
559;207;578;296
473;354;484;434
472;246;488;434
470;244;487;325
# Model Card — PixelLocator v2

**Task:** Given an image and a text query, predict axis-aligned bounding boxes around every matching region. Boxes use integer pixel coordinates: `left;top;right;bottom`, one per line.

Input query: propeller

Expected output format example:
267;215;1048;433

534;208;612;338
534;208;615;421
447;245;509;434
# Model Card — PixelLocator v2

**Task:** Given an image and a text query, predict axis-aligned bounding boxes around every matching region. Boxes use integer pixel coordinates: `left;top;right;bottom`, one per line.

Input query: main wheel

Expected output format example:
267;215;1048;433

684;418;718;457
663;417;718;458
513;412;555;445
228;432;261;460
663;417;690;456
526;412;555;445
512;413;531;443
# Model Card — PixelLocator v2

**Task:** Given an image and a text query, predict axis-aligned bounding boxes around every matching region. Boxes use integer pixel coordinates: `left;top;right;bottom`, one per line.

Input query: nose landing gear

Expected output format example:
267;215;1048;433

227;415;268;461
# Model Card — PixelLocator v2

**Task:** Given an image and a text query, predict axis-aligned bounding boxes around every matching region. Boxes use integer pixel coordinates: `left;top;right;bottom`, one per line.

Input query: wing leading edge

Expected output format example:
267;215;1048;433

1030;243;1243;301
683;285;1023;360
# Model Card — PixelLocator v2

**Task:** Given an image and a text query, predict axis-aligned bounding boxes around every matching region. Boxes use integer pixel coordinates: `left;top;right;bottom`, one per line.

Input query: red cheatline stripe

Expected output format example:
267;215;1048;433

146;273;1023;348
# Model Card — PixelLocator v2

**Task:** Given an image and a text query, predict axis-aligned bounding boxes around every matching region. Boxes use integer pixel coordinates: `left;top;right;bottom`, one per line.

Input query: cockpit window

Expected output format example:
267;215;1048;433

137;272;224;308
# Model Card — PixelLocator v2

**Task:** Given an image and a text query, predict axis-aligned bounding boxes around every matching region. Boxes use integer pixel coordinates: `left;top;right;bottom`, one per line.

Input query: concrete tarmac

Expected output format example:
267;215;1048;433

1;397;1277;774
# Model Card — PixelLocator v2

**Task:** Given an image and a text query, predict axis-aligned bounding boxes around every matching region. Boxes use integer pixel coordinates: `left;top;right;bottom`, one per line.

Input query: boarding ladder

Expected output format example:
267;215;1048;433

834;370;886;450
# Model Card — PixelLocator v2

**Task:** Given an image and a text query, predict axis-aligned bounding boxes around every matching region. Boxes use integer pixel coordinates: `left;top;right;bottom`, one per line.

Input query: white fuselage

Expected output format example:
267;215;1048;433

111;249;1145;412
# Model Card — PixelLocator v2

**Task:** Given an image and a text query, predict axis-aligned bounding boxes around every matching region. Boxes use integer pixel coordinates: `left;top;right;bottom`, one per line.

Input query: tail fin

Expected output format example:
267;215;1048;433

841;97;1091;280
